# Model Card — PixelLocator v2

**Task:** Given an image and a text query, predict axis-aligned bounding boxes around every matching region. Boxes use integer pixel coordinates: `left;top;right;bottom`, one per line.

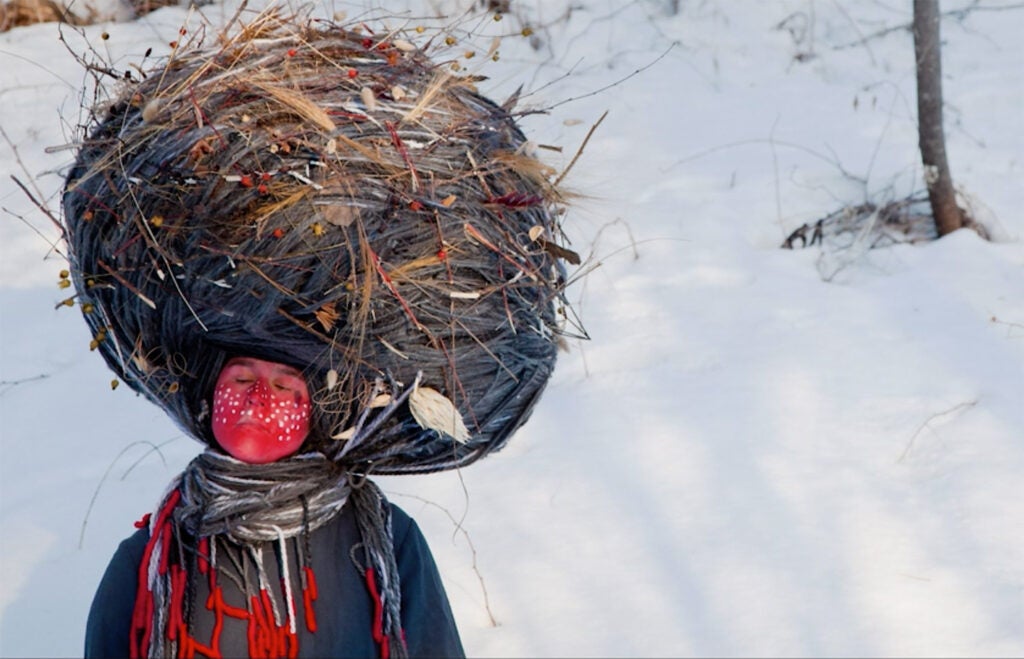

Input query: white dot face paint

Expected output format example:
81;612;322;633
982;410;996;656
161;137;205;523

210;357;311;464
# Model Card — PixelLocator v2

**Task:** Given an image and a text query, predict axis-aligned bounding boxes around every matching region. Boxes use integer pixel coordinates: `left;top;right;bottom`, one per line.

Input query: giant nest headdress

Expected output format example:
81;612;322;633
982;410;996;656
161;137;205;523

62;12;579;658
64;13;576;475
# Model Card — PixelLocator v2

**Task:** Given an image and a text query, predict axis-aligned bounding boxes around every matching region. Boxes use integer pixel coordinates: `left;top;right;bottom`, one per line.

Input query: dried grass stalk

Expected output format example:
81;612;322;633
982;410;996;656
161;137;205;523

1;0;82;31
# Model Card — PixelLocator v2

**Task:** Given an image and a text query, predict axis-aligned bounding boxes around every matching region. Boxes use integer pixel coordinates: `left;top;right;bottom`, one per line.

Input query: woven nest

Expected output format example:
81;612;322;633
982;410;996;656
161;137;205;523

62;13;576;475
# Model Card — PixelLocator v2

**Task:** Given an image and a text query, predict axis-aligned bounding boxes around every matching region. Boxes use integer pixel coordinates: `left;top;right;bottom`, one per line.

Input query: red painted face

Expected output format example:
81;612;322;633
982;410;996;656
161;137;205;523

211;357;312;464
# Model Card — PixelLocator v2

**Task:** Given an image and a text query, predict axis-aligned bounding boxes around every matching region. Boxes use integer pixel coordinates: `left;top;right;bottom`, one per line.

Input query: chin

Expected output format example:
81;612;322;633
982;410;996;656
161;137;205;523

218;432;301;464
237;452;281;464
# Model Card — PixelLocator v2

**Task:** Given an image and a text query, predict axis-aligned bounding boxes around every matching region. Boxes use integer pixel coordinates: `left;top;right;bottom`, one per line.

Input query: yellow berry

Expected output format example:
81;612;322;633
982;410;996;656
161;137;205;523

58;279;71;289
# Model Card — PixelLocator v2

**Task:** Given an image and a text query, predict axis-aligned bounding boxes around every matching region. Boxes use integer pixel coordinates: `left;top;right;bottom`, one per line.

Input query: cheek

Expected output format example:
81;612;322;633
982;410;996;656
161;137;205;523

212;384;247;430
271;396;311;444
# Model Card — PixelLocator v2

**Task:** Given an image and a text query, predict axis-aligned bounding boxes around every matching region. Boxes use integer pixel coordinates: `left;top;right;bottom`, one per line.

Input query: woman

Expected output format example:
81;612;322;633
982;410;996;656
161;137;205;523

85;357;464;658
64;16;572;659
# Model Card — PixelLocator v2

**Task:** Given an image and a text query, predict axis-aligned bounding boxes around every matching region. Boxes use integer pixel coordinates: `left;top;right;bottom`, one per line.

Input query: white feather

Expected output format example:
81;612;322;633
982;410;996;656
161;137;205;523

409;385;470;443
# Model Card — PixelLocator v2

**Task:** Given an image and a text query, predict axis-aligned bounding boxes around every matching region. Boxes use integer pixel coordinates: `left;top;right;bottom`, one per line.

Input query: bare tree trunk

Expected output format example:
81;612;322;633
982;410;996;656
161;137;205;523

913;0;964;236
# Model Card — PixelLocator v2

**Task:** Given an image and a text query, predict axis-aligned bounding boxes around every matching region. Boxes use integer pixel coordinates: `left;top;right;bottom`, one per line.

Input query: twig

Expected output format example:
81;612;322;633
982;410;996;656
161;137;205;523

590;217;639;262
2;204;65;258
336;373;420;460
769;116;783;231
8;175;63;234
539;43;676;114
97;259;157;309
665;138;864;185
898;399;978;463
553;110;606;188
386;120;421;191
828;0;876;65
389;489;499;627
2;127;47;206
833;2;1024;51
0;373;51;396
369;247;428;333
464;222;538;281
79;439;176;549
862;84;903;193
989;316;1024;338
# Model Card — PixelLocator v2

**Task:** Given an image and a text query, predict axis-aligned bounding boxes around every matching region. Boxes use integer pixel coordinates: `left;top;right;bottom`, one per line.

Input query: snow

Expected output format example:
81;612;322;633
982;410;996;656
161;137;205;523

2;0;1023;656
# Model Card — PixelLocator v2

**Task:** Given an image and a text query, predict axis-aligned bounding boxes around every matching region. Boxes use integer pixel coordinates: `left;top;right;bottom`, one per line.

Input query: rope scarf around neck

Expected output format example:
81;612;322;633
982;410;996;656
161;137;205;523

130;451;407;659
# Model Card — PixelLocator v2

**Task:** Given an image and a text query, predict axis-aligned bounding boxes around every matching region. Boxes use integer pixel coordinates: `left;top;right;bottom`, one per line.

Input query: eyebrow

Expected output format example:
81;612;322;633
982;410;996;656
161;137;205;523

228;358;304;378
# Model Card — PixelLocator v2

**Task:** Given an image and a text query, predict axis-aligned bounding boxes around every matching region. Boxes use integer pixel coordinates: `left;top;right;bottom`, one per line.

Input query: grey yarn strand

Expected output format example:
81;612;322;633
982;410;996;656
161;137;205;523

350;480;407;659
176;451;350;543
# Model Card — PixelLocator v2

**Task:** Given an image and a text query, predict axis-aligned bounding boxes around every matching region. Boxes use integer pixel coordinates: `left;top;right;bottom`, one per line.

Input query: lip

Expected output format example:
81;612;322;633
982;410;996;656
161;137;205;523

234;420;270;431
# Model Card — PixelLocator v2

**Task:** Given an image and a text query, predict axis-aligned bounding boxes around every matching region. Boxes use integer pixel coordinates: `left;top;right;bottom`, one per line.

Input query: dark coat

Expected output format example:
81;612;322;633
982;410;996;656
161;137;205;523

85;502;464;658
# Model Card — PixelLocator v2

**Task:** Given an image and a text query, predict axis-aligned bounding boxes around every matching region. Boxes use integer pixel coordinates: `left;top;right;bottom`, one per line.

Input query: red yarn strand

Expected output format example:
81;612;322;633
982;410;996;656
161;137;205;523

198;537;210;575
364;567;390;659
302;566;318;632
130;489;181;658
130;494;315;659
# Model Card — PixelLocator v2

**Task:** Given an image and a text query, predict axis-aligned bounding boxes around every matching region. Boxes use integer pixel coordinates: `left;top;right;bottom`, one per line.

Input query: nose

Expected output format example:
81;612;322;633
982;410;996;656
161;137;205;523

243;380;271;407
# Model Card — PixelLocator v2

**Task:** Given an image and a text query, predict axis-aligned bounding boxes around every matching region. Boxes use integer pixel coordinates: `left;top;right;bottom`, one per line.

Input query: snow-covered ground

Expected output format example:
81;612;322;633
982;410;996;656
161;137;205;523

2;1;1022;656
